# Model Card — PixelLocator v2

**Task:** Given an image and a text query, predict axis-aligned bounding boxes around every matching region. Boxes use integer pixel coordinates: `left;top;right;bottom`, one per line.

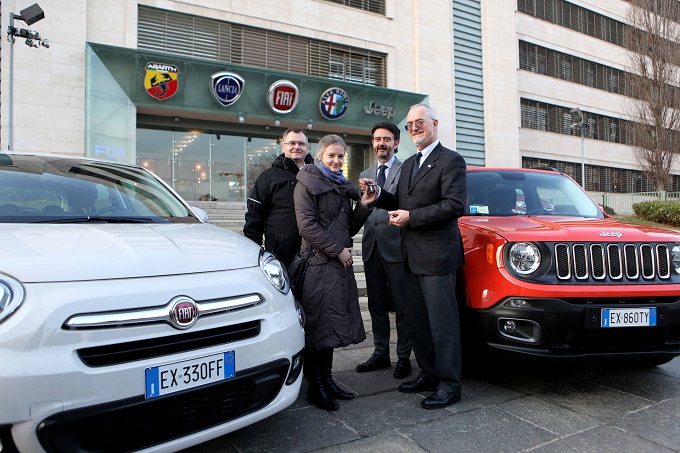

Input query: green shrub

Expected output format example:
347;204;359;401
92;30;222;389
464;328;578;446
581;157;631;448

632;201;680;227
601;205;616;216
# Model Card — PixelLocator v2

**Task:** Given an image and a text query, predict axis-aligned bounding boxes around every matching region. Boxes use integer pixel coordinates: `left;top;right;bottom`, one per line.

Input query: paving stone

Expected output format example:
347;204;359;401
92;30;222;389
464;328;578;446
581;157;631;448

401;406;557;453
527;424;675;453
313;431;427;453
537;381;653;424
613;398;680;451
225;405;360;453
331;391;451;437
655;357;680;379
496;394;599;436
591;367;680;402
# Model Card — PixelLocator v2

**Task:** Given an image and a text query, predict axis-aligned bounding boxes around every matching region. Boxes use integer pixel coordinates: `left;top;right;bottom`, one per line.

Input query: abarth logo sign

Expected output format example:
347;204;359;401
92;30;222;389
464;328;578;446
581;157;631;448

144;62;179;101
210;72;245;107
169;297;199;330
319;87;349;120
267;80;299;114
600;231;623;238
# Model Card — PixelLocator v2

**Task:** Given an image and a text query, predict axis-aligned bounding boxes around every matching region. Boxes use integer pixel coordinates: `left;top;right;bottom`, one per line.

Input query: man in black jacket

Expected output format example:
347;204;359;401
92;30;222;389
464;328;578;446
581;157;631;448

244;128;314;267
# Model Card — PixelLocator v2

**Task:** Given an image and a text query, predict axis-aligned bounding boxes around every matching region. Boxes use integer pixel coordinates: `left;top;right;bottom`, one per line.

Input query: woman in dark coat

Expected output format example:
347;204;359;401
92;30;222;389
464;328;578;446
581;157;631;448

294;134;373;411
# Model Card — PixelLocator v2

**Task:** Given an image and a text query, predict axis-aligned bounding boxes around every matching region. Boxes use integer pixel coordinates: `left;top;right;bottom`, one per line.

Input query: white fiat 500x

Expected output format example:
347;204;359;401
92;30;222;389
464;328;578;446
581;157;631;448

0;152;305;453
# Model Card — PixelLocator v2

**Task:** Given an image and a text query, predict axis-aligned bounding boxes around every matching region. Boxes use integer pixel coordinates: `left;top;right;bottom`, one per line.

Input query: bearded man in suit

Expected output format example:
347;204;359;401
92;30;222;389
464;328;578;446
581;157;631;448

360;103;467;409
355;122;412;379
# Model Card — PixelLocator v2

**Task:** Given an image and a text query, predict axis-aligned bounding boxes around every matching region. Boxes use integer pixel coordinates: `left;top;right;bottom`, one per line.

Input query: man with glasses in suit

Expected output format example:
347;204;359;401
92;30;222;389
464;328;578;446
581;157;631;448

244;128;314;268
356;122;413;379
360;104;467;409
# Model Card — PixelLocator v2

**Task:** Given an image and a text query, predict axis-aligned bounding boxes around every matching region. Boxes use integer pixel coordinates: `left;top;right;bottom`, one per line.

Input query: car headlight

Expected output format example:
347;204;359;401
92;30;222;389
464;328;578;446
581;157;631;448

259;250;289;294
672;244;680;274
508;242;541;275
0;275;25;324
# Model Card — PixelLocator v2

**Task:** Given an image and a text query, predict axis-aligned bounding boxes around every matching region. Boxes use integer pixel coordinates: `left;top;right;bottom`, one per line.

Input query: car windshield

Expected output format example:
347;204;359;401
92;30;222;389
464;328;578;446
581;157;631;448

0;153;200;224
466;169;604;218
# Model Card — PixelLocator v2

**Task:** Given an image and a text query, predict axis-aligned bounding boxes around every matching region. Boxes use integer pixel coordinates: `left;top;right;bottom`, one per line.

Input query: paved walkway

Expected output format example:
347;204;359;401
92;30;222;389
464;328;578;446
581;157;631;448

187;297;680;453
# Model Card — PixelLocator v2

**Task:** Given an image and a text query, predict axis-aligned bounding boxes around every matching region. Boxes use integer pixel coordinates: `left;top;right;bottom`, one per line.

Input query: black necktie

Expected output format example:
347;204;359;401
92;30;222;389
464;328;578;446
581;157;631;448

412;152;422;178
376;164;386;188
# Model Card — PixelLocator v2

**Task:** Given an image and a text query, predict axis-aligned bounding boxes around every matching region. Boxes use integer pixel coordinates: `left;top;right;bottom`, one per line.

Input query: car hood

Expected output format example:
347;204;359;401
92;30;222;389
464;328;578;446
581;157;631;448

460;215;680;243
0;223;261;283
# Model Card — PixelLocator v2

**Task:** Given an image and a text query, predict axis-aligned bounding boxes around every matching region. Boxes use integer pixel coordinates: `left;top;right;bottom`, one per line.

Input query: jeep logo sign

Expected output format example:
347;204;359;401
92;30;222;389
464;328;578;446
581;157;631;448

363;101;396;119
600;231;623;238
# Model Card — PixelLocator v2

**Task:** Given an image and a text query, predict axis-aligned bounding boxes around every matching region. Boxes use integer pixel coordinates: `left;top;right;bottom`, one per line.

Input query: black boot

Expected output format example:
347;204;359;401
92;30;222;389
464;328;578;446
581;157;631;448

307;365;339;411
320;348;355;400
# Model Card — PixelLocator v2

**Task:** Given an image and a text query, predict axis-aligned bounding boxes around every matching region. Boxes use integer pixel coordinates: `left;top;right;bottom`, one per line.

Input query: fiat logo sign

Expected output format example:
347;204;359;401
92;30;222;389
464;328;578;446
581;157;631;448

169;297;199;330
267;80;299;114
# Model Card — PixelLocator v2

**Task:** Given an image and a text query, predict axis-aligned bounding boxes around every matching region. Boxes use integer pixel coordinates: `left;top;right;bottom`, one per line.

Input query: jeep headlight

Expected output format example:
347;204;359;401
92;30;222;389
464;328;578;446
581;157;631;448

672;244;680;274
0;275;25;324
508;242;541;275
259;250;288;294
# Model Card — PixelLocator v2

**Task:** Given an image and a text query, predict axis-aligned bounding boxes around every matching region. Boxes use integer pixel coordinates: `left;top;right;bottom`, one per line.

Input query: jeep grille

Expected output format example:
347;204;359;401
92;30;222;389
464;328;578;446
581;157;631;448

555;243;671;282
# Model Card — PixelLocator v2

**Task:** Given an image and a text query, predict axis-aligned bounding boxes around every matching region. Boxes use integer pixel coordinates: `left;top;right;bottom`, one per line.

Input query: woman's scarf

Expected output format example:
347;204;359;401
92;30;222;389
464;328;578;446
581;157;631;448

317;161;348;185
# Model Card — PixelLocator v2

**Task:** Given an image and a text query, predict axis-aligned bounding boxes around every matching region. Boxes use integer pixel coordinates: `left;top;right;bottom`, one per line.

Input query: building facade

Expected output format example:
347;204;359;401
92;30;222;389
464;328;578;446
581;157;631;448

1;0;677;199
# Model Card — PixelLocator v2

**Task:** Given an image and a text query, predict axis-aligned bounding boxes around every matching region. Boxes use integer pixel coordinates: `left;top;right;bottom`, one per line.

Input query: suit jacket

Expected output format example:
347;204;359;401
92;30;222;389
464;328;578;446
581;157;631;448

360;158;403;263
375;143;467;275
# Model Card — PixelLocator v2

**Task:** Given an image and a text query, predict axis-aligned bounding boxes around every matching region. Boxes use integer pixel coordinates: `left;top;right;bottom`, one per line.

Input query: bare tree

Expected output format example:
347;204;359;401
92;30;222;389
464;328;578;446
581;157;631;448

625;0;680;191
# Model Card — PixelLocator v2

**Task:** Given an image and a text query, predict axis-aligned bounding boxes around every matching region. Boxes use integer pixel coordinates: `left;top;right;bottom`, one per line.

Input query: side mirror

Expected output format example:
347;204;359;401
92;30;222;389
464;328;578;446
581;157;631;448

190;206;209;223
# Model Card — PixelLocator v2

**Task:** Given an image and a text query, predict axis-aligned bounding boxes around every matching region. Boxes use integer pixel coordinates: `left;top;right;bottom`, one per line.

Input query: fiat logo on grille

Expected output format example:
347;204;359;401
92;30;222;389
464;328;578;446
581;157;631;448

169;297;199;330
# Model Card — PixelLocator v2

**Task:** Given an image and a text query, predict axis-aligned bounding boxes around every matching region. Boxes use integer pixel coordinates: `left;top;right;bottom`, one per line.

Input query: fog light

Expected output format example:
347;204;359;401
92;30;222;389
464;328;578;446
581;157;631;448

504;299;531;309
503;320;517;333
286;348;305;385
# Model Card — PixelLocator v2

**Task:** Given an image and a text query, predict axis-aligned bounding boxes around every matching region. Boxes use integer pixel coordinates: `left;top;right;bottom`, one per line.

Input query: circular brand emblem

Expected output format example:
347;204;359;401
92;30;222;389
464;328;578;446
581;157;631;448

319;87;349;120
169;297;199;330
267;80;299;114
210;72;245;107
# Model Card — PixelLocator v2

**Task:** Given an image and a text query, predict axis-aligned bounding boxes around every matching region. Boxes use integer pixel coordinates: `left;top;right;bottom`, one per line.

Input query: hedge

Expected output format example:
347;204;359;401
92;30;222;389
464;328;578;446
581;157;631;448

632;201;680;227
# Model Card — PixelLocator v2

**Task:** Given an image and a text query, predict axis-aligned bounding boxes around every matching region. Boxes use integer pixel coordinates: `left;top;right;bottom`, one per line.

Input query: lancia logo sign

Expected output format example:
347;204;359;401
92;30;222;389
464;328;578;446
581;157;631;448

144;62;179;101
169;297;199;330
319;87;349;120
267;80;299;114
210;72;245;107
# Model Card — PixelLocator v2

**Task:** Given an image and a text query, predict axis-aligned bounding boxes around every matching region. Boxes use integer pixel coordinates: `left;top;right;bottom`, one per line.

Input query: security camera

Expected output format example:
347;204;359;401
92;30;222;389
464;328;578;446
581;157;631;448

41;39;49;48
24;38;38;48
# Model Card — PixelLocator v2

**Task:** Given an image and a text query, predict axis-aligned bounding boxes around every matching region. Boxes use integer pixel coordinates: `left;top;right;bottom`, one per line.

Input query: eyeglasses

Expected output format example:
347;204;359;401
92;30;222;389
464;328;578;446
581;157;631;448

283;141;309;148
404;119;430;131
371;136;394;143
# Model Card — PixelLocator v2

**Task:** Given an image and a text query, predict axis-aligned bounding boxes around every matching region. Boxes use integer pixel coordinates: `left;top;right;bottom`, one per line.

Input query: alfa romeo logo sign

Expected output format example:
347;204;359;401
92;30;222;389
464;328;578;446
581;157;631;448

144;62;179;101
209;72;245;107
267;80;299;114
319;87;349;120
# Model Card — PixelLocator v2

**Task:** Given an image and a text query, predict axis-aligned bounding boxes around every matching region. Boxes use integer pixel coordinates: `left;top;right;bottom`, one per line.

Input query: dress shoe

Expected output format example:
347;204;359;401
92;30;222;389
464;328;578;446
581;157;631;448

392;358;412;379
355;354;391;373
398;375;438;393
420;389;461;410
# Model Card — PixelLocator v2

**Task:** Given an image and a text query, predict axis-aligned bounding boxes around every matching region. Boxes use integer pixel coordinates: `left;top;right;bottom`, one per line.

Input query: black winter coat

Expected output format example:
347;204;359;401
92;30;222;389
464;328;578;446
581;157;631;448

294;164;371;350
243;153;314;267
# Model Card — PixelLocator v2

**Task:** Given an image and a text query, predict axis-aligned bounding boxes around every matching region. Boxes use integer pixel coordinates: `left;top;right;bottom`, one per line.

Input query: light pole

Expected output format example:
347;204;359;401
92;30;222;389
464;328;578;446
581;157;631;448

6;3;48;151
570;107;585;188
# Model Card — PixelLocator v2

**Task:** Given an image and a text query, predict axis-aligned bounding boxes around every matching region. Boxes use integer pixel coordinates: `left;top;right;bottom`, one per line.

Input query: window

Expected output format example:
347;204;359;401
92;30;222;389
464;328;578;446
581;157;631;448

138;6;387;87
323;0;386;15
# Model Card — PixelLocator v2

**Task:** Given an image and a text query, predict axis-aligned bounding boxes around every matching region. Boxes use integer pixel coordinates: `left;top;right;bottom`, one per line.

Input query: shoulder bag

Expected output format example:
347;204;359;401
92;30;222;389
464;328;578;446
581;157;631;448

287;201;342;300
